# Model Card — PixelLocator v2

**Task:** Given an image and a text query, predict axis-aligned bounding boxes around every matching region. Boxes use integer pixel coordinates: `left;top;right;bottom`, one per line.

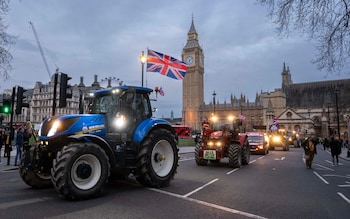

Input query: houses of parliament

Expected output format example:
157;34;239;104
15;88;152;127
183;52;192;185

1;18;349;139
181;19;350;139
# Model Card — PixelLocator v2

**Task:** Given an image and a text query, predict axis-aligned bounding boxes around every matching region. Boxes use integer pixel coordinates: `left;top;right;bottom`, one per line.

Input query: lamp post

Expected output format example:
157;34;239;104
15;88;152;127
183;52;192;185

334;87;340;139
327;103;331;136
212;91;216;114
139;51;146;87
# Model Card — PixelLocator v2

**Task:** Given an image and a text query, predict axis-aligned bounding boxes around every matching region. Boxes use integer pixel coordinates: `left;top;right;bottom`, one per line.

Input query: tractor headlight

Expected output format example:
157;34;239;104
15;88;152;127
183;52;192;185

48;120;60;137
272;136;281;143
207;141;222;147
114;114;126;128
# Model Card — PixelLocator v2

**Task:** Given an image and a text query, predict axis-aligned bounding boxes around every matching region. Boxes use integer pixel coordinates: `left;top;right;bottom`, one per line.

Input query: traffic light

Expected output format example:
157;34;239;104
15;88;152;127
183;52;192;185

2;98;11;114
16;86;29;115
59;73;72;108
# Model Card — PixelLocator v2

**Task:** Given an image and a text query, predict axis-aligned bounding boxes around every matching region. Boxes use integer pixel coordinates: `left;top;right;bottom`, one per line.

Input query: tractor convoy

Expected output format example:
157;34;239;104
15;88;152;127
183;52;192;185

19;85;179;200
17;85;290;201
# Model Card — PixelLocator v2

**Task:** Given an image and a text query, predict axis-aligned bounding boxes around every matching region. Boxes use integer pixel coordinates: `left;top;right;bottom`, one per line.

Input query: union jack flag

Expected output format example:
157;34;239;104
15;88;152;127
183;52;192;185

239;115;246;121
159;86;164;96
147;49;187;80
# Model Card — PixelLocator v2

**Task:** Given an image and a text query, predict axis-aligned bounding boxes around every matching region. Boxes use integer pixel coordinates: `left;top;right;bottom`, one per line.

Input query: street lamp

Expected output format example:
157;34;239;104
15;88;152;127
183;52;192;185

212;91;216;114
139;51;146;87
334;87;340;139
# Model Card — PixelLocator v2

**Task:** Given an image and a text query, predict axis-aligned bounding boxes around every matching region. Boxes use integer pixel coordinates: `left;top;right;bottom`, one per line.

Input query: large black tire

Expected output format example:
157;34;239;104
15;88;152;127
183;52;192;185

136;128;178;188
195;143;208;166
51;142;110;200
228;143;242;168
19;146;52;189
241;138;250;165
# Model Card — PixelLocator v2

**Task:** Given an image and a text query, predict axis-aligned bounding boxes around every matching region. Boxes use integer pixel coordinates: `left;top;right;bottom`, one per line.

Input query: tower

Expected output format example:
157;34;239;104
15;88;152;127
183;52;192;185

182;17;204;130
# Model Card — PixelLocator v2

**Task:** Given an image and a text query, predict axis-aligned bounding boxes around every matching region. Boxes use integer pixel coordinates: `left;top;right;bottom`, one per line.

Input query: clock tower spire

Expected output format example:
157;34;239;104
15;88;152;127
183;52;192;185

182;16;204;131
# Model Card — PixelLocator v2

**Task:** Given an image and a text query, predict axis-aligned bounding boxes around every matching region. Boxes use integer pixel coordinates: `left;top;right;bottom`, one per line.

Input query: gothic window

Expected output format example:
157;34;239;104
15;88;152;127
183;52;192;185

286;112;292;119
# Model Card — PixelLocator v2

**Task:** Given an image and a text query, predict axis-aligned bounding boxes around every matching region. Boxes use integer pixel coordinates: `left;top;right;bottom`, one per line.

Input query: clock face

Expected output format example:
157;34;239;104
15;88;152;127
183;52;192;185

185;55;194;65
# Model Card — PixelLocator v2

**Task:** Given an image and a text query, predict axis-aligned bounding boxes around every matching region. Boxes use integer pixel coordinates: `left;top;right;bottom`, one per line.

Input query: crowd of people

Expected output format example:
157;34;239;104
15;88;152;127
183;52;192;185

302;135;347;168
0;122;33;165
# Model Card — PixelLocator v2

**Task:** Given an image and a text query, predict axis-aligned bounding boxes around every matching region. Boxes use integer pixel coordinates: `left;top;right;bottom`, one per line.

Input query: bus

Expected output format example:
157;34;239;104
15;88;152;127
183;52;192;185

172;125;193;138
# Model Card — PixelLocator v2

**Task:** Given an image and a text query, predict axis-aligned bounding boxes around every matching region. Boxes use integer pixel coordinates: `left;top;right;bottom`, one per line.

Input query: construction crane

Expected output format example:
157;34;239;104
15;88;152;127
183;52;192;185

29;21;52;79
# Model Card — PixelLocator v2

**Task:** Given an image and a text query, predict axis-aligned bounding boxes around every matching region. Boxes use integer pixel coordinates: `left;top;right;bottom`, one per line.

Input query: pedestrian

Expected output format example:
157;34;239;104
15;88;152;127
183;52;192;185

4;127;12;158
329;136;341;166
14;127;24;166
0;128;4;163
302;137;317;169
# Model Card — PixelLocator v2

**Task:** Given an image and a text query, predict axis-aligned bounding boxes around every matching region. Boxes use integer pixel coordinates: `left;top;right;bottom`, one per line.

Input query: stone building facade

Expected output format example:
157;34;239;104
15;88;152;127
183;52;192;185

182;19;350;139
0;74;104;127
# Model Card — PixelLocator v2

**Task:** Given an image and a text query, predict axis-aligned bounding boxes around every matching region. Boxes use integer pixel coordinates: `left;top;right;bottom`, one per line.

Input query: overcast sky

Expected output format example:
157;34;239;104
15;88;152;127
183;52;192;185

2;0;349;118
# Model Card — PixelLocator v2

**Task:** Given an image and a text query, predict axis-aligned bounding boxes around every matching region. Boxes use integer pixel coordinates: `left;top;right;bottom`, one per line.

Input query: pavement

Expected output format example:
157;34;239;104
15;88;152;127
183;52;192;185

1;145;348;172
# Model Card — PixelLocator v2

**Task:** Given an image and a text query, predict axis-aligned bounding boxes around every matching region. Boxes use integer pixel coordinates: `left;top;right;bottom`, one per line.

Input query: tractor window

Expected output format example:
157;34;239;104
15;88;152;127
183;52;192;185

90;94;119;114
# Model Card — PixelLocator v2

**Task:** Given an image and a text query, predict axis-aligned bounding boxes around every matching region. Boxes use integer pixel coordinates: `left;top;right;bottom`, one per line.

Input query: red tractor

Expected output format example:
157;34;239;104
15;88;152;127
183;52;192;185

195;118;250;168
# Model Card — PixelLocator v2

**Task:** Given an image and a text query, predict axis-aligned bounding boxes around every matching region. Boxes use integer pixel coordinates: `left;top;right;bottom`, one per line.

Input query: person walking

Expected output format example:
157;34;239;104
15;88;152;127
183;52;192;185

302;137;317;169
14;127;24;166
329;136;341;166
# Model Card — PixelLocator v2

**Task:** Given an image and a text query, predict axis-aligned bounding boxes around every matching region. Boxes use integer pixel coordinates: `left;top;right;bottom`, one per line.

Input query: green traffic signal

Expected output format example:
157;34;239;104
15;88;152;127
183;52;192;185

2;99;11;114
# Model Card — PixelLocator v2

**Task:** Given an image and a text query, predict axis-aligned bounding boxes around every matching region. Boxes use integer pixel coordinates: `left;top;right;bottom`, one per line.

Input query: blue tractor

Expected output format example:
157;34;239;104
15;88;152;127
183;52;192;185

19;86;179;200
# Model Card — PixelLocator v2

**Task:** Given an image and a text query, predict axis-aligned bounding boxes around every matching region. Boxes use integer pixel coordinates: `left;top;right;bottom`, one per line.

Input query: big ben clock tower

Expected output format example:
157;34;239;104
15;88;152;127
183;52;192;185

182;17;204;130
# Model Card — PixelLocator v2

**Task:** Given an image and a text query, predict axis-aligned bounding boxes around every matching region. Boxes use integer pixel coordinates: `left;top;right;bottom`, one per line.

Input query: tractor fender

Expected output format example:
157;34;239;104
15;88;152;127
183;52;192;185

133;118;176;142
67;134;116;168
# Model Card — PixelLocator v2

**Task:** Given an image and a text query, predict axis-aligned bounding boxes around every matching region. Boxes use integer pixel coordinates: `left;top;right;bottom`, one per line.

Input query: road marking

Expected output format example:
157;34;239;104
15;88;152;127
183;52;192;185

323;174;350;179
249;159;257;164
338;184;350;187
313;171;329;184
337;192;350;205
274;157;285;160
314;164;334;171
179;157;194;162
258;156;265;160
183;178;219;197
226;168;239;175
149;188;268;219
0;197;53;210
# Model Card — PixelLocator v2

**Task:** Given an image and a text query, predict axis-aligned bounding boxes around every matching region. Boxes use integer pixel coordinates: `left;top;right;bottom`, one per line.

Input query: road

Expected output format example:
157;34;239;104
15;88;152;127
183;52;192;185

0;146;349;219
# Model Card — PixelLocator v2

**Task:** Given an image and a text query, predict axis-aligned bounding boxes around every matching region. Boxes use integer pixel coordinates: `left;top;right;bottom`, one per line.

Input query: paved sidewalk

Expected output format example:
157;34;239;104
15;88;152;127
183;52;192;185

0;147;18;171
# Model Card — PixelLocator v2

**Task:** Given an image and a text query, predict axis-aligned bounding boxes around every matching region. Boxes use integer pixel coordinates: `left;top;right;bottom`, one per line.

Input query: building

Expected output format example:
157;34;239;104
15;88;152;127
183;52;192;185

181;18;349;139
0;74;104;127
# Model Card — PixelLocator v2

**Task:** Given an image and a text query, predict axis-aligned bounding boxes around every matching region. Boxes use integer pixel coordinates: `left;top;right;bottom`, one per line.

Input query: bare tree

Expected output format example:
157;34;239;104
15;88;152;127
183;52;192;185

258;0;350;75
0;0;15;81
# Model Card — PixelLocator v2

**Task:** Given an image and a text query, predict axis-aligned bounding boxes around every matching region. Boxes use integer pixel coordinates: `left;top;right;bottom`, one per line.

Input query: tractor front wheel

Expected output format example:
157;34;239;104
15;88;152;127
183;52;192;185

19;146;52;189
195;143;208;166
51;142;110;200
228;143;242;168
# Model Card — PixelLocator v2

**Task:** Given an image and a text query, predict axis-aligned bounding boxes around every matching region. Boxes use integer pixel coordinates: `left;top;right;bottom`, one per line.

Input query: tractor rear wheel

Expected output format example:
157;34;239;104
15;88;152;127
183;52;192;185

228;143;241;168
51;142;110;200
136;128;178;188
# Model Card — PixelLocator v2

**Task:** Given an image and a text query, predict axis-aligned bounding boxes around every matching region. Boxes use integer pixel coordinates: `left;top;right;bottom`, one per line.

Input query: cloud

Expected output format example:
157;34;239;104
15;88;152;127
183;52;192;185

2;0;349;119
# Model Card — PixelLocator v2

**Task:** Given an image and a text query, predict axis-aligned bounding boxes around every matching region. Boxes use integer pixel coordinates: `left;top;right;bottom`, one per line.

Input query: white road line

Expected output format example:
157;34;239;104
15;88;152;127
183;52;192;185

313;171;329;184
226;168;239;175
258;156;265;160
179;158;194;162
337;192;350;205
0;197;52;210
249;159;257;164
149;188;268;219
183;178;219;197
314;164;334;171
338;184;350;187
